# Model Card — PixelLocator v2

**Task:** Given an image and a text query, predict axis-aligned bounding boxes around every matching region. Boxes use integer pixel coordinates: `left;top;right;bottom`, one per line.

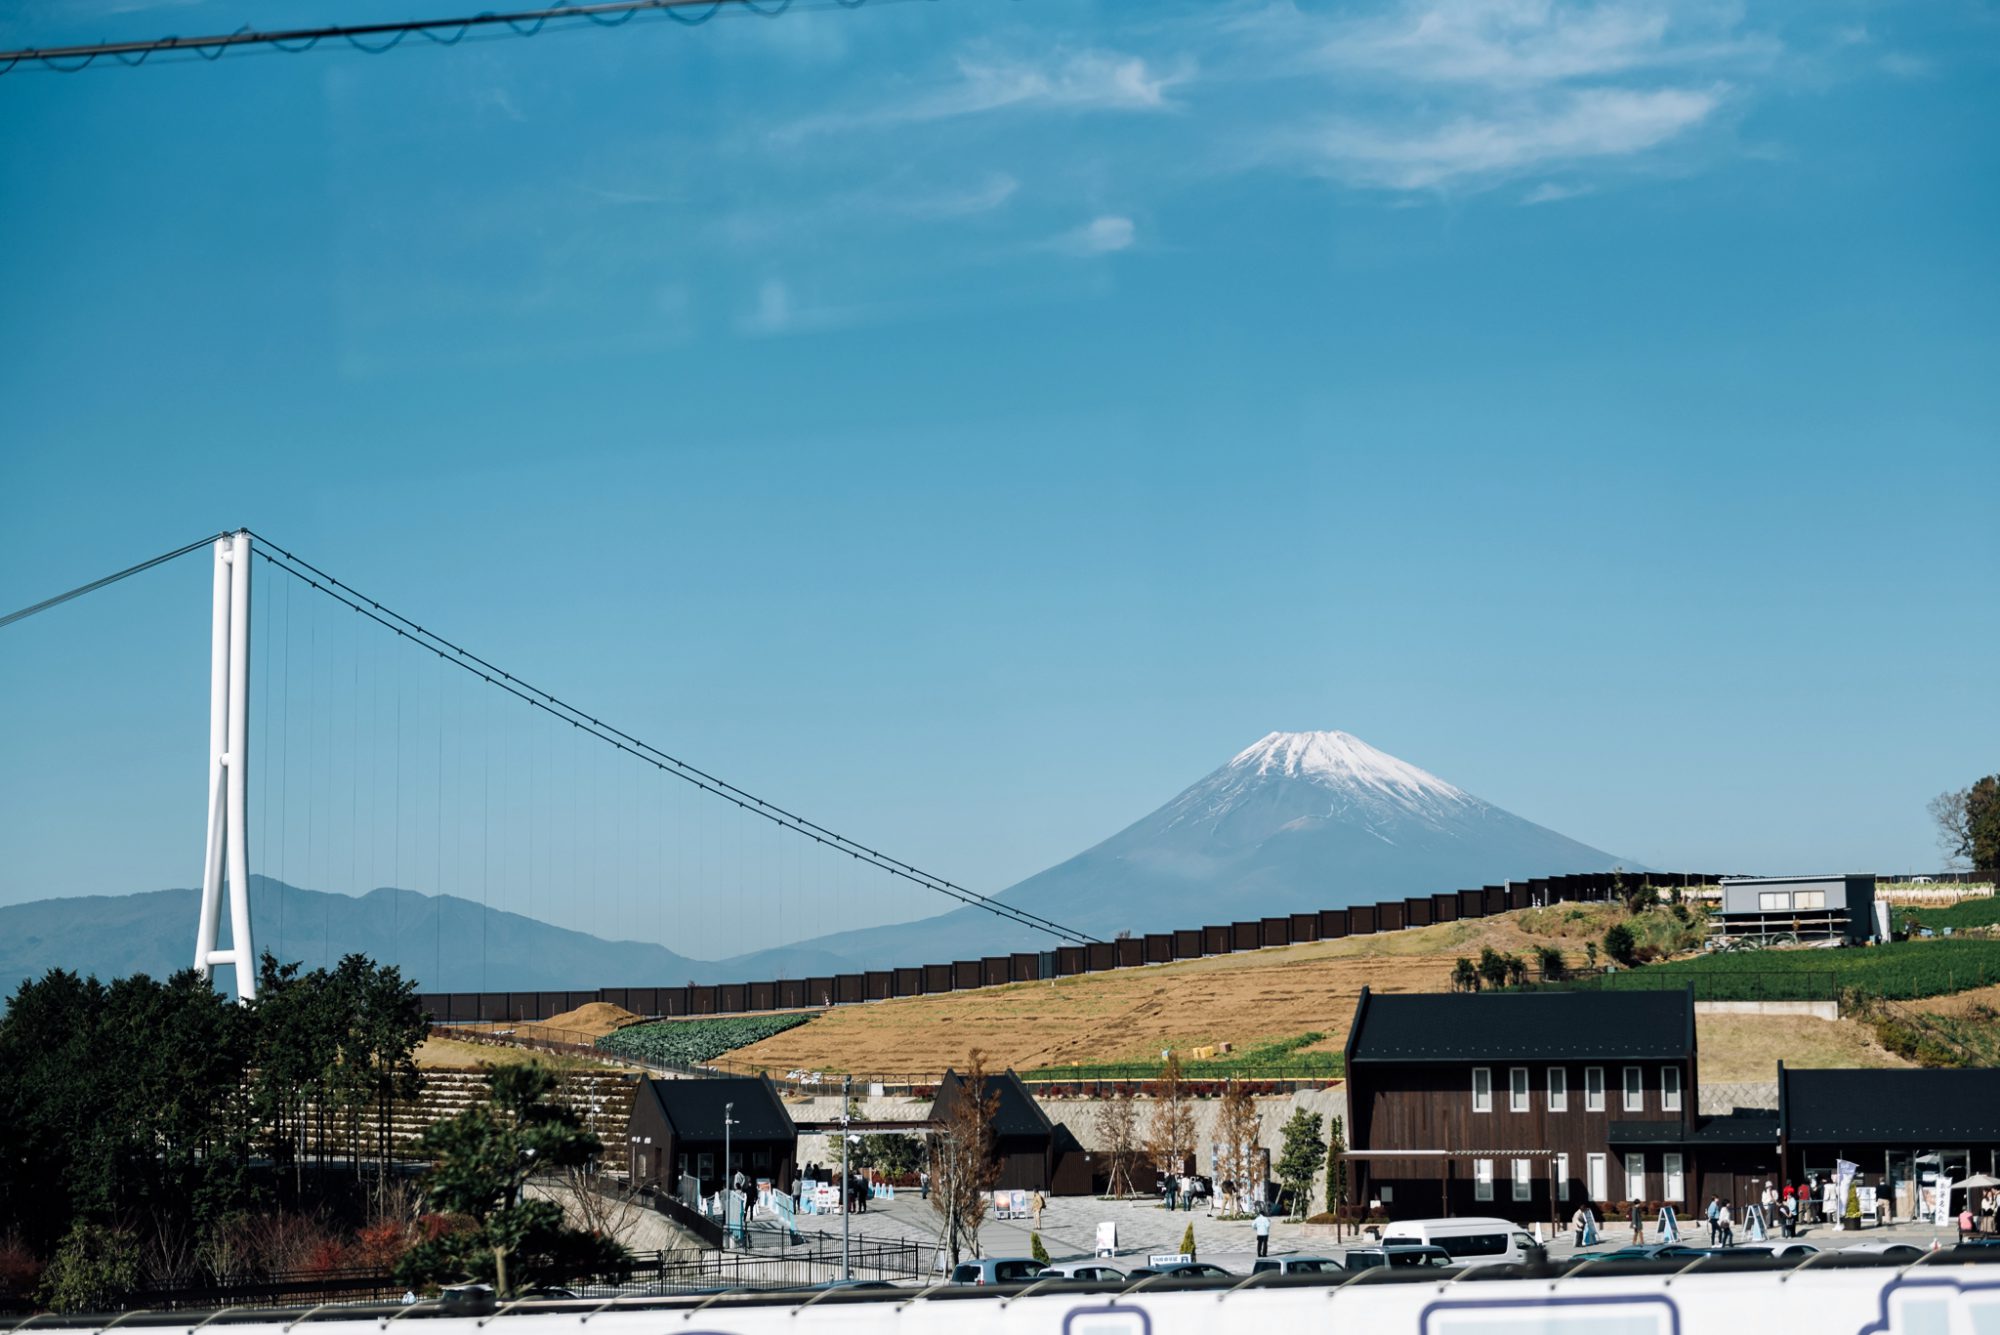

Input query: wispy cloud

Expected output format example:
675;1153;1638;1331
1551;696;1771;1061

1298;0;1772;87
1046;215;1137;256
1521;180;1595;204
775;47;1190;142
1308;84;1723;190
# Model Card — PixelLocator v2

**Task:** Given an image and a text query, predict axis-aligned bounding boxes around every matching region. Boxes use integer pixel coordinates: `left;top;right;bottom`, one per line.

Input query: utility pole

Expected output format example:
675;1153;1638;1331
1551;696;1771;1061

841;1074;852;1280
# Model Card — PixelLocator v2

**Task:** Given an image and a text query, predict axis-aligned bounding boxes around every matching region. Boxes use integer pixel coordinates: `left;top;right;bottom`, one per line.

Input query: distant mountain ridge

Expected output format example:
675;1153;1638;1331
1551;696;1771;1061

0;877;853;997
754;730;1632;970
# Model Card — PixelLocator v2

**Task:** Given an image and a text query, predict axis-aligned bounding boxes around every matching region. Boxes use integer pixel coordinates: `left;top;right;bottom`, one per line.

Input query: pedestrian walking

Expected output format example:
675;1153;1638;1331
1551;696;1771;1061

1254;1210;1271;1258
1706;1197;1721;1242
1571;1206;1588;1248
1718;1202;1734;1248
1628;1202;1642;1244
1164;1178;1177;1212
920;1169;929;1201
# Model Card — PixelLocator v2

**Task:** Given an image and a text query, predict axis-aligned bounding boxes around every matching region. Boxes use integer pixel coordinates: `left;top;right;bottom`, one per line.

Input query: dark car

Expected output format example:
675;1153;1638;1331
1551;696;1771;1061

1127;1262;1234;1280
1344;1245;1453;1270
1250;1256;1345;1276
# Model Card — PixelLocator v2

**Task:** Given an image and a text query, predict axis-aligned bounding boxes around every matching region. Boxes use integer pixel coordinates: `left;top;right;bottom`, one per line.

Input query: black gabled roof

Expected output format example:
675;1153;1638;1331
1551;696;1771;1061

1609;1115;1778;1147
1782;1067;2000;1144
639;1074;796;1142
930;1068;1052;1139
1345;986;1694;1063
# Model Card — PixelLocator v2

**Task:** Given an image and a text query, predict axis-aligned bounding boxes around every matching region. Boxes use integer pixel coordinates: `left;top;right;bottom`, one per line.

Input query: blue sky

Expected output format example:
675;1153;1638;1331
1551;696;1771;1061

1;0;1995;958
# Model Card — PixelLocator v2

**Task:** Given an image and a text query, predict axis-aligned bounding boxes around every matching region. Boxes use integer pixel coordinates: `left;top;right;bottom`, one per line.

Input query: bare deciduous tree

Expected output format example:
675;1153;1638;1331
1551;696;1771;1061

929;1050;1000;1267
1214;1078;1261;1215
1144;1054;1195;1186
1932;788;1973;868
1095;1085;1142;1197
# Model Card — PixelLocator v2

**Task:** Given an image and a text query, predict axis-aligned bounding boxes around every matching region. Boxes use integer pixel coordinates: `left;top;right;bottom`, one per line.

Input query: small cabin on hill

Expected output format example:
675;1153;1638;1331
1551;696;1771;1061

1715;874;1877;944
627;1074;796;1197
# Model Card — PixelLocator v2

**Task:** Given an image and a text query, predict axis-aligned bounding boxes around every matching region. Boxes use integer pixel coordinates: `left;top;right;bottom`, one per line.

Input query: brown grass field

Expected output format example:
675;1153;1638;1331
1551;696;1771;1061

722;903;1916;1080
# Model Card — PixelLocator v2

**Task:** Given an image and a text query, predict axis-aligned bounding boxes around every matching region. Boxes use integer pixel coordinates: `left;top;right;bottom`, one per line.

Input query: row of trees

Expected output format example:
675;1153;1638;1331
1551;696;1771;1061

0;956;424;1267
0;955;636;1311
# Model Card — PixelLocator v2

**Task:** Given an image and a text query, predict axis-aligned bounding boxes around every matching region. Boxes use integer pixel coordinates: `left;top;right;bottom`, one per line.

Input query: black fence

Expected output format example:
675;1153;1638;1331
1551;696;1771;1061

114;1268;410;1312
641;1237;928;1294
417;871;1727;1025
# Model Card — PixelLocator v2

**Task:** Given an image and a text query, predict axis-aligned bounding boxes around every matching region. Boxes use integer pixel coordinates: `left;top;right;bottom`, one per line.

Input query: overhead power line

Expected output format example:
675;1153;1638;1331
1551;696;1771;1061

244;530;1098;946
0;0;873;75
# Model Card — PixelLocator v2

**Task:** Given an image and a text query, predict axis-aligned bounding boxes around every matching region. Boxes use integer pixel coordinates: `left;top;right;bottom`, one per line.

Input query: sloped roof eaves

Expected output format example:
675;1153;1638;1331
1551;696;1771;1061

646;1075;796;1141
1347;990;1694;1063
935;1069;1052;1138
1784;1068;2000;1143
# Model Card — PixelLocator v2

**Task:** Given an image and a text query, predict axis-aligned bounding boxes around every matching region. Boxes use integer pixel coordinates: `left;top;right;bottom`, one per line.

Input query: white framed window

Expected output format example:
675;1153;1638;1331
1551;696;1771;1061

1474;1159;1494;1202
1512;1159;1532;1201
1548;1066;1568;1112
1663;1153;1684;1201
1796;890;1826;909
1759;891;1791;910
1587;1153;1608;1201
1662;1065;1682;1112
1584;1066;1605;1112
1510;1067;1530;1112
1555;1153;1571;1201
1625;1153;1646;1202
1623;1066;1644;1113
1472;1066;1492;1114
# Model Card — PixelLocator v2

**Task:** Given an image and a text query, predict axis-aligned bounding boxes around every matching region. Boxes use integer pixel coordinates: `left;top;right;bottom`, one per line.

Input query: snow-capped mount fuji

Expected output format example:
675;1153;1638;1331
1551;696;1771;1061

747;730;1631;973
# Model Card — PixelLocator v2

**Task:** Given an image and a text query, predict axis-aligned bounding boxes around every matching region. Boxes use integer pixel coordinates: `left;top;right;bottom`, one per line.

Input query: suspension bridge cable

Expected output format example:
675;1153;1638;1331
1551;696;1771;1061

0;532;225;629
245;532;1096;944
0;0;895;75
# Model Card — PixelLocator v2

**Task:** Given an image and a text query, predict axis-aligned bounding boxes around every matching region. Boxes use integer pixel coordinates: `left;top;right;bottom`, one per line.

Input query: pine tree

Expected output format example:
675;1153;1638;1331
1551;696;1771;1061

397;1063;628;1296
1030;1232;1049;1265
1179;1222;1197;1261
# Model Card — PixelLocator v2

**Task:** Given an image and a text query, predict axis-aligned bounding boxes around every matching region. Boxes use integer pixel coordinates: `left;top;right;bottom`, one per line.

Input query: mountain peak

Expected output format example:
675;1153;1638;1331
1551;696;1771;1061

1226;730;1467;803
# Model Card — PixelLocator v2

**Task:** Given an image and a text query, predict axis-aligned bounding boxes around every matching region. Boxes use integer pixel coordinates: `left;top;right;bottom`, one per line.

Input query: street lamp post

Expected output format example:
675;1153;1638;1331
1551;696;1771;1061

841;1074;852;1281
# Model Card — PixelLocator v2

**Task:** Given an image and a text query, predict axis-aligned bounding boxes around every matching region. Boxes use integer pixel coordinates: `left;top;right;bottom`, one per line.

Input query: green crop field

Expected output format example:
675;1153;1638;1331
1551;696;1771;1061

594;1013;814;1067
1899;894;2000;932
1020;1033;1344;1083
1542;938;2000;1002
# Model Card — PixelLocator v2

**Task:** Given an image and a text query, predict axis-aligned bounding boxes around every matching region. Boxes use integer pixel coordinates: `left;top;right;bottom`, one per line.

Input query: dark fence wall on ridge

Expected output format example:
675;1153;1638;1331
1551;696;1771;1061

415;871;1724;1024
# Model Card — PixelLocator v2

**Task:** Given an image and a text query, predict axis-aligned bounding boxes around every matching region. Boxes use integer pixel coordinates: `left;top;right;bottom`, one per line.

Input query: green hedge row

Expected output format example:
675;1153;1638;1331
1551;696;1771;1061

1546;939;2000;1001
594;1013;812;1067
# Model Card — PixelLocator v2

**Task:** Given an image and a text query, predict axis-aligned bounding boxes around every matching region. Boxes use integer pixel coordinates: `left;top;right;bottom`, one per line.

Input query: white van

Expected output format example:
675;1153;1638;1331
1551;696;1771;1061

1379;1218;1542;1268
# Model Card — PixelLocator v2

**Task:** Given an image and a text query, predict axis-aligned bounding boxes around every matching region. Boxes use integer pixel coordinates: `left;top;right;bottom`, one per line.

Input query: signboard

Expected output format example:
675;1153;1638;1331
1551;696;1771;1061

1147;1253;1192;1266
1094;1222;1117;1256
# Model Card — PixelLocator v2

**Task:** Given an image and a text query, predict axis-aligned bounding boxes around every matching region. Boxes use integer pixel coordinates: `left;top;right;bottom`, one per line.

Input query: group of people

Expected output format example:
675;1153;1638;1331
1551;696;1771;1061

1159;1174;1270;1217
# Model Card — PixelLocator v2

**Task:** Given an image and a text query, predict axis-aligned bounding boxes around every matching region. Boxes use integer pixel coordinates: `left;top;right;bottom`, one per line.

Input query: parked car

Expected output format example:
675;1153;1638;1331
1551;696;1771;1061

1843;1242;1925;1261
1344;1245;1454;1270
1382;1217;1543;1269
1250;1256;1345;1276
1126;1262;1234;1280
949;1257;1046;1286
1721;1243;1819;1261
1575;1244;1708;1264
438;1283;497;1314
1035;1261;1128;1282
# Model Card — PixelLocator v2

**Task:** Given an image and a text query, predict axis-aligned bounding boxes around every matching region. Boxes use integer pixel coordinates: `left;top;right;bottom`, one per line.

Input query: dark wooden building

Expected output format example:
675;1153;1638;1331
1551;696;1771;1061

1779;1066;2000;1220
1344;986;1698;1219
627;1075;797;1197
929;1068;1089;1194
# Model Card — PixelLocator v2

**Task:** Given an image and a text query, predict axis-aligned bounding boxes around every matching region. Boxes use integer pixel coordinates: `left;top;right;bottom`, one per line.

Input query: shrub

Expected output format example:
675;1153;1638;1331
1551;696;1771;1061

594;1014;813;1067
1179;1223;1197;1260
1478;947;1510;990
40;1223;139;1314
1535;946;1568;981
1030;1233;1049;1265
1604;923;1639;967
1452;958;1481;992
